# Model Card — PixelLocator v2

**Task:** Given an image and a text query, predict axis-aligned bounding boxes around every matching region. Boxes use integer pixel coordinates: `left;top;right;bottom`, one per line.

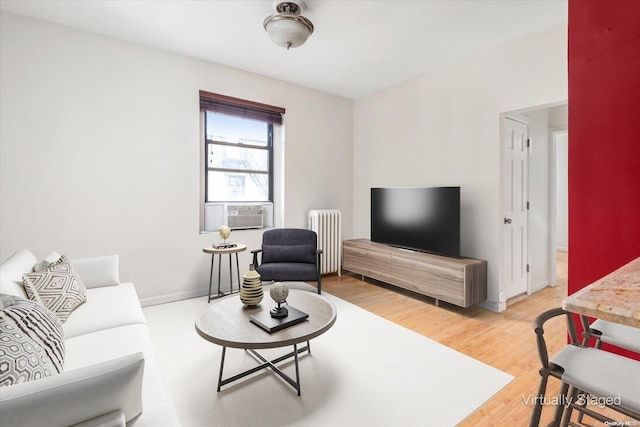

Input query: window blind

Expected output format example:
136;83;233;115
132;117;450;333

199;90;285;124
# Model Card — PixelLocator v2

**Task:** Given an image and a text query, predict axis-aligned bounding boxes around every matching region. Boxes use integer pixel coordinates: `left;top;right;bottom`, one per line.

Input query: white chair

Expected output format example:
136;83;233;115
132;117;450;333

581;317;640;353
530;308;640;427
576;317;640;424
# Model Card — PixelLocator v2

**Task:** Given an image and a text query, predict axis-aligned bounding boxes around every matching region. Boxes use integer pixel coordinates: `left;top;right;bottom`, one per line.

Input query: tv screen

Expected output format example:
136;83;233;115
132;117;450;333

371;187;460;258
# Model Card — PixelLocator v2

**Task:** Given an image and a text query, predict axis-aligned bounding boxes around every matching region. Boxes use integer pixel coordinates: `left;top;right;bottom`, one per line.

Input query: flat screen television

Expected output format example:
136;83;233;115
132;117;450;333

371;187;460;258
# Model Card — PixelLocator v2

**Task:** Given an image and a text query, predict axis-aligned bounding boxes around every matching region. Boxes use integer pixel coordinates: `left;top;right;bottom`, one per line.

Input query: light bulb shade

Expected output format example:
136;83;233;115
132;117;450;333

264;14;314;49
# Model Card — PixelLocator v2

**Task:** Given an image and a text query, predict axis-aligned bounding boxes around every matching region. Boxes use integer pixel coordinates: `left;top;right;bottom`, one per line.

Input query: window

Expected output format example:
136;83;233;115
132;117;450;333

200;91;285;231
204;112;272;202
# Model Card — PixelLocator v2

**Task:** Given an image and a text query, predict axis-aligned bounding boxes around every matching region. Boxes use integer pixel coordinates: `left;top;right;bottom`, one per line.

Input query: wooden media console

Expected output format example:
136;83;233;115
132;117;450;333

342;239;487;308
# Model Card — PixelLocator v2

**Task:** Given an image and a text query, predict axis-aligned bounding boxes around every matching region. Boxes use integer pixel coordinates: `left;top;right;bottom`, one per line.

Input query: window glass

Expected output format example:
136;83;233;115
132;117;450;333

207;145;269;171
206;171;269;201
206;113;268;146
205;112;272;203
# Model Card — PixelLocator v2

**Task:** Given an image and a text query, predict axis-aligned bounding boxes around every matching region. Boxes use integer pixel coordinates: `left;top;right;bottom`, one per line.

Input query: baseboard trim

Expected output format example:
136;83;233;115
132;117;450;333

531;280;549;294
478;299;503;313
140;288;209;307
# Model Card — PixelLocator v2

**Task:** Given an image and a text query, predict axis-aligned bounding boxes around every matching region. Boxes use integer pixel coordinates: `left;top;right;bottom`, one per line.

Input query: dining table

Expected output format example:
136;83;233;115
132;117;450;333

562;256;640;328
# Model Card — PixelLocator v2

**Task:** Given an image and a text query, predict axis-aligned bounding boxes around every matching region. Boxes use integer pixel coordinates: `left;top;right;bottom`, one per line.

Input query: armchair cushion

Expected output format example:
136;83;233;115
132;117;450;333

261;244;316;264
256;263;318;282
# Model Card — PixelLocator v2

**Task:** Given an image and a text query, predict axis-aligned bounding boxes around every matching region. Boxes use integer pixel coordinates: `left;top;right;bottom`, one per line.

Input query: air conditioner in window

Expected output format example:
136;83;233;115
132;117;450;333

204;202;273;231
227;204;263;229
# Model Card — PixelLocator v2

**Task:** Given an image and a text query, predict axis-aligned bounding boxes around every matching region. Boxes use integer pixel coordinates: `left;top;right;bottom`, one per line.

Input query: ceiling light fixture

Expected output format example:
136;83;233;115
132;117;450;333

263;0;314;50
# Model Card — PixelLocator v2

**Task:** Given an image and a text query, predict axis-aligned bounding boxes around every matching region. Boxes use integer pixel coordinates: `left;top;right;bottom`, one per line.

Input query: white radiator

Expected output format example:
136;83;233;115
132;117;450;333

309;209;342;276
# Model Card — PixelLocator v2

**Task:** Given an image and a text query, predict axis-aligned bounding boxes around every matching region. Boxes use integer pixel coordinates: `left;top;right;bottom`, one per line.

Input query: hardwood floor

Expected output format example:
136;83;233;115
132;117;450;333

320;251;589;425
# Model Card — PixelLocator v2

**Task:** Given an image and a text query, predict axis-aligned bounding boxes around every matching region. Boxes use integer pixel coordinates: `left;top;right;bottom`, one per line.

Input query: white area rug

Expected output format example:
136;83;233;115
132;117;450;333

143;285;512;427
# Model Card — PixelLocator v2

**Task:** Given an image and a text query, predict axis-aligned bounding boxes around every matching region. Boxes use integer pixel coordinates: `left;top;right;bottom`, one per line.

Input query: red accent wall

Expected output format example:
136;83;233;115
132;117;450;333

568;0;640;359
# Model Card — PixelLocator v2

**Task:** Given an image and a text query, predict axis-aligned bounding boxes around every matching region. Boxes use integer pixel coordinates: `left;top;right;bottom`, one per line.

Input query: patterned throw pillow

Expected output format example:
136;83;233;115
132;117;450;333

22;255;87;323
0;294;66;386
0;323;52;386
0;294;65;374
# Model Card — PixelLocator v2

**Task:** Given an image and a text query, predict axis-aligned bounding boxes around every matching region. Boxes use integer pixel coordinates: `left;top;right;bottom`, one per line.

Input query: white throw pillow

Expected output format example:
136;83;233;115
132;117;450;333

70;255;120;289
34;251;61;272
0;249;38;299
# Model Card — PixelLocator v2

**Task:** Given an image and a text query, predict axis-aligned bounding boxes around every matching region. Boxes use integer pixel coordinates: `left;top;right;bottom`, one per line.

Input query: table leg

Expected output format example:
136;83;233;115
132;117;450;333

217;346;227;392
208;254;215;303
217;344;309;395
216;254;222;296
235;253;241;293
228;253;233;293
293;343;301;396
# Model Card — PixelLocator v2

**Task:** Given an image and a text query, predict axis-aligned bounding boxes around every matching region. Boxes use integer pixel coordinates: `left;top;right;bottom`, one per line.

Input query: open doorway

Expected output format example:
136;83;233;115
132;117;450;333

500;103;567;306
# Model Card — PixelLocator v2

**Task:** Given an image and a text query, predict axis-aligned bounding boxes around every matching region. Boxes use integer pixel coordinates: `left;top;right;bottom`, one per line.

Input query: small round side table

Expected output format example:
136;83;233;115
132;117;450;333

202;244;247;302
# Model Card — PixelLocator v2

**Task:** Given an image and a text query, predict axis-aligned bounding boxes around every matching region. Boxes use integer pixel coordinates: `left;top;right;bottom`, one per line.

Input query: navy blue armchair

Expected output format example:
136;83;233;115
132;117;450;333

251;228;323;294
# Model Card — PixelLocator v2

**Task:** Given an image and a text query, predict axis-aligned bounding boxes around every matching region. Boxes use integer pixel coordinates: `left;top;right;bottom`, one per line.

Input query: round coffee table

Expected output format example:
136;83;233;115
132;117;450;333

195;286;337;395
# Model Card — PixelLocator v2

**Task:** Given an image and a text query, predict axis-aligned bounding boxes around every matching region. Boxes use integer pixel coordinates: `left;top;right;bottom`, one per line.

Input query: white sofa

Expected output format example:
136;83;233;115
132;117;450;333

0;249;181;427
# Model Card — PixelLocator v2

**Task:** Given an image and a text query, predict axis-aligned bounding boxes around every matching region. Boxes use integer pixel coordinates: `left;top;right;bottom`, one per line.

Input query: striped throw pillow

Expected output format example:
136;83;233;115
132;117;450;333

0;294;65;386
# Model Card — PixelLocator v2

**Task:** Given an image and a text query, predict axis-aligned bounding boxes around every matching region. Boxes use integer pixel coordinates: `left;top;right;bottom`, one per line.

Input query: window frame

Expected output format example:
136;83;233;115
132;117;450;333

199;91;284;233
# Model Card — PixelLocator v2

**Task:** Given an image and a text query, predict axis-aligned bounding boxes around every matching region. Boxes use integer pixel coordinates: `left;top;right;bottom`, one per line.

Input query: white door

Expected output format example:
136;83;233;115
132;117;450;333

503;118;529;299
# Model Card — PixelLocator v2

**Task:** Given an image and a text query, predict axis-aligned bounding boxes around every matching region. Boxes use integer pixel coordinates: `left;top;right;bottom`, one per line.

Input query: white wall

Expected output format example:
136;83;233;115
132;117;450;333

353;25;567;311
527;109;551;292
549;104;569;129
0;12;353;304
549;104;569;253
555;132;569;251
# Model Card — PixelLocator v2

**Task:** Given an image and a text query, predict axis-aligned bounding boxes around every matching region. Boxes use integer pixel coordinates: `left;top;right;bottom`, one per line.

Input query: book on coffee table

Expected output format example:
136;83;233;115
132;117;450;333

211;243;237;249
250;306;309;333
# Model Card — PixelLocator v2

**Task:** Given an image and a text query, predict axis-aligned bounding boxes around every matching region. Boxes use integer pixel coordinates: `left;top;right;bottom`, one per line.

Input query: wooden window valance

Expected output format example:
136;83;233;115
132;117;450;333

199;90;285;124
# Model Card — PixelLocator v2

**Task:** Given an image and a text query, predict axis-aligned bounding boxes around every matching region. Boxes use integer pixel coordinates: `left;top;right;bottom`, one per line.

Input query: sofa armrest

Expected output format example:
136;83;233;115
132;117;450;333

71;255;120;289
0;352;144;427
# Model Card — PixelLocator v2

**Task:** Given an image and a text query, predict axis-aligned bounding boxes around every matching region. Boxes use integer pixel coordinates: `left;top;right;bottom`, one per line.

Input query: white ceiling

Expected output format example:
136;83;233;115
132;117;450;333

0;0;568;99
